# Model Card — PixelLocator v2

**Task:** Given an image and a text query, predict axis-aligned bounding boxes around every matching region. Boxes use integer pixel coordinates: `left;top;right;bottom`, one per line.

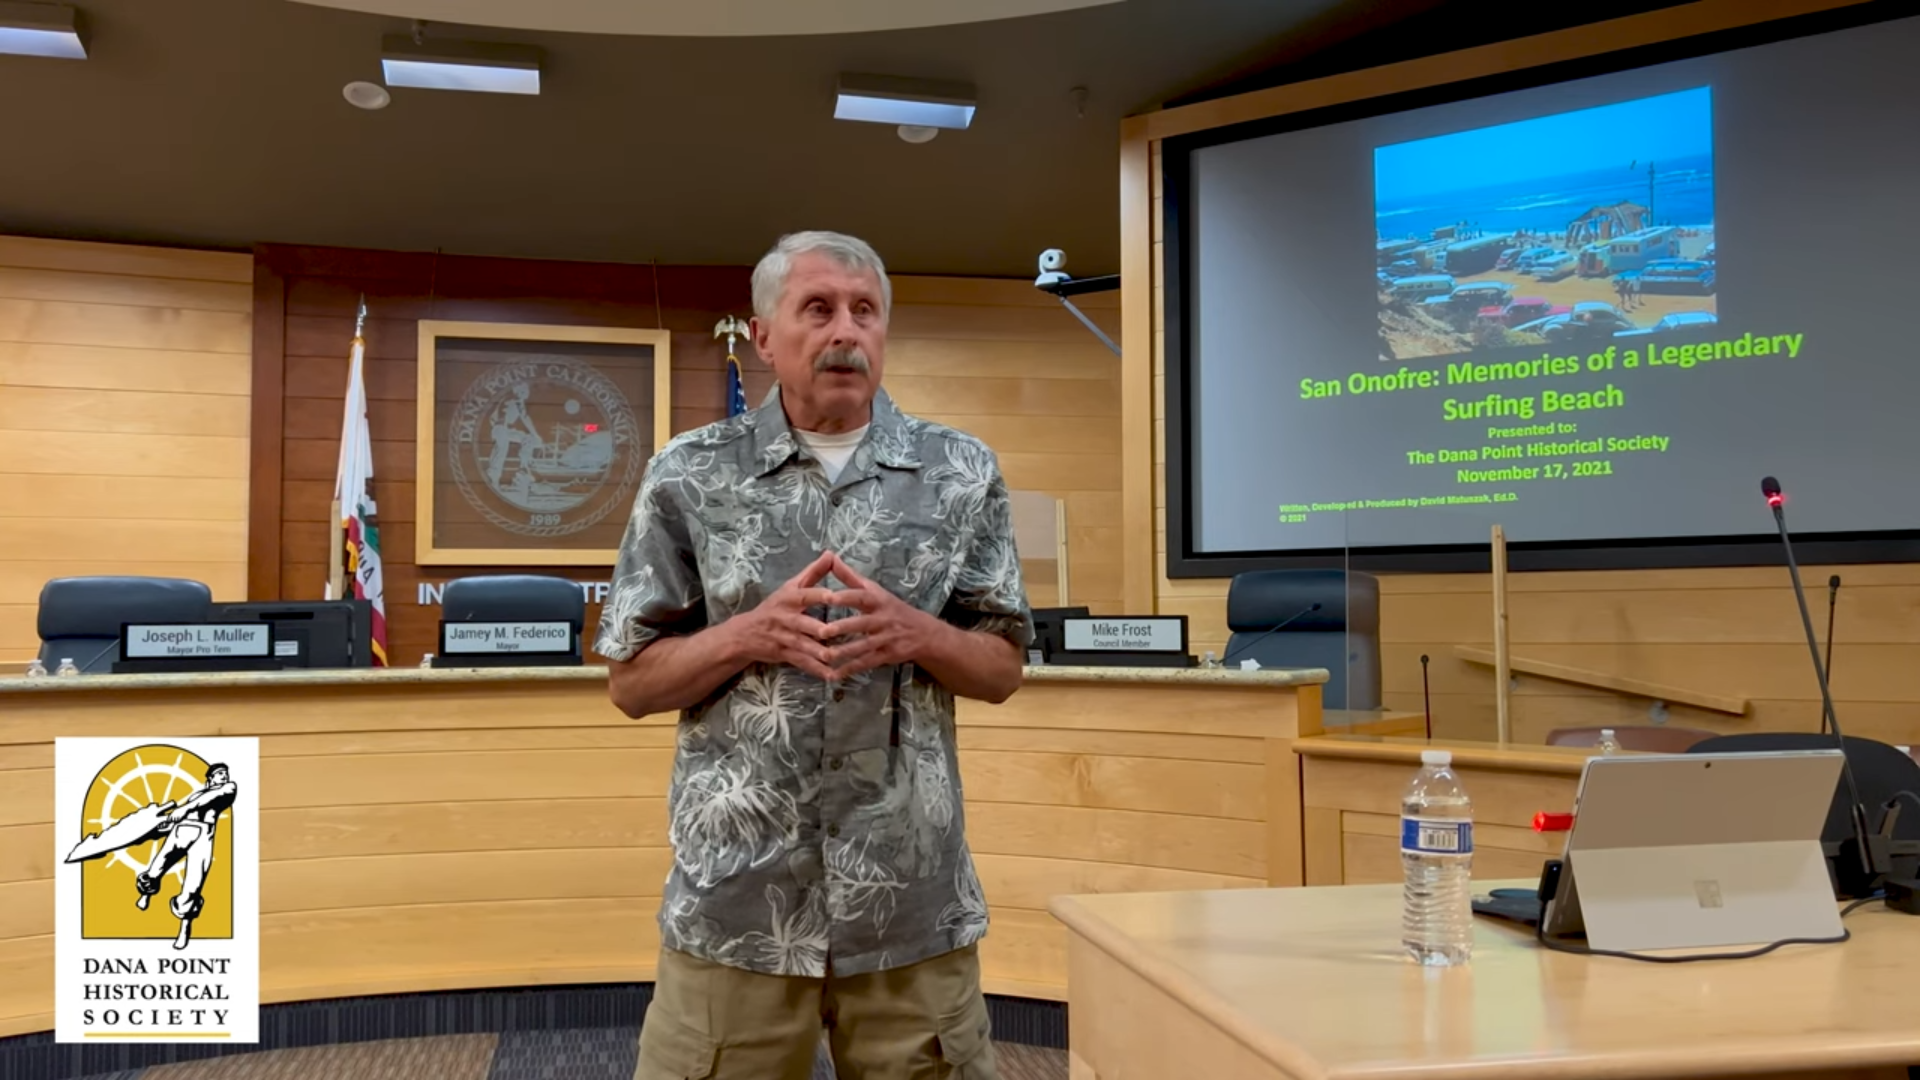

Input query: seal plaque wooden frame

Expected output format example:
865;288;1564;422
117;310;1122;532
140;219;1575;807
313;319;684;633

415;320;672;566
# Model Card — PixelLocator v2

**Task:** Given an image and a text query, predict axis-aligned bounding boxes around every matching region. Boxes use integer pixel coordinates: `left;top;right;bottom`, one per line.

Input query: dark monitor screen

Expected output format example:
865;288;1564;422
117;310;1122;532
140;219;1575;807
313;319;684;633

212;600;371;668
1028;606;1091;664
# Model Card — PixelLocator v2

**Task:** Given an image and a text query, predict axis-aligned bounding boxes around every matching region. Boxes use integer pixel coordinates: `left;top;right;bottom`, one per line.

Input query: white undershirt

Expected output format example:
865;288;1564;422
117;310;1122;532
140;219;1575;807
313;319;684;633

793;424;869;483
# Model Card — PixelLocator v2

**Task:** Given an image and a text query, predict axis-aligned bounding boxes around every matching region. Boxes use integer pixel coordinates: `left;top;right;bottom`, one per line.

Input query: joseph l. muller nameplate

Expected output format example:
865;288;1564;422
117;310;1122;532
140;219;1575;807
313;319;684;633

122;625;272;660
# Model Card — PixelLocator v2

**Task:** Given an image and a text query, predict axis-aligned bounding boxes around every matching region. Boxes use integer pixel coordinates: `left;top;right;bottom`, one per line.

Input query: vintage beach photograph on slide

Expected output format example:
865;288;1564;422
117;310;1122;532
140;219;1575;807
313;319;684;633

1374;86;1718;361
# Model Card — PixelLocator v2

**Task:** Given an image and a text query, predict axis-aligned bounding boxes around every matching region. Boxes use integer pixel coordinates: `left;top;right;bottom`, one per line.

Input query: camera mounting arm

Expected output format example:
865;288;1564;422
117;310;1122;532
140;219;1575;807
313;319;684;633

1033;248;1121;357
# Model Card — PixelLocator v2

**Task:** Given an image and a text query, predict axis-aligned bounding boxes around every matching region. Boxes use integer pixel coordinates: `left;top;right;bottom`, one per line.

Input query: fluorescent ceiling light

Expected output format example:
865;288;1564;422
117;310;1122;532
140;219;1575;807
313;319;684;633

0;1;87;59
835;74;976;130
380;34;541;95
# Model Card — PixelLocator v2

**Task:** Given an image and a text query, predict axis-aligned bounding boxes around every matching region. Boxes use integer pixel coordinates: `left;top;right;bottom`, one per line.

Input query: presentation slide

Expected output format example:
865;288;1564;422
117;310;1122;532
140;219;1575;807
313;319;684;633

1183;10;1920;556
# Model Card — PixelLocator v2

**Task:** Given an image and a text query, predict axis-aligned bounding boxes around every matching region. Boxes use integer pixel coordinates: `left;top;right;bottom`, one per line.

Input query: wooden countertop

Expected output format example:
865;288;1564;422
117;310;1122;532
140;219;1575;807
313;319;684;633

0;661;1328;696
1052;882;1920;1080
1294;734;1598;774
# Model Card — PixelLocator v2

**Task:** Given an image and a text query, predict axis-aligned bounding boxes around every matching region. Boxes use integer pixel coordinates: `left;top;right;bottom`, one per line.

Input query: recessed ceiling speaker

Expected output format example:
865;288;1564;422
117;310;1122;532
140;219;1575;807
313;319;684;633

343;80;392;110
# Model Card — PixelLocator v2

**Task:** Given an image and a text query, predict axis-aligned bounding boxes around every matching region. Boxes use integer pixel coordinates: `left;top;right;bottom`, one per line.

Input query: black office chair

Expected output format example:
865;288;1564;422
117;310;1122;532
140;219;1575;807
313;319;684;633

438;574;586;666
1222;569;1380;710
36;575;214;673
1688;733;1920;899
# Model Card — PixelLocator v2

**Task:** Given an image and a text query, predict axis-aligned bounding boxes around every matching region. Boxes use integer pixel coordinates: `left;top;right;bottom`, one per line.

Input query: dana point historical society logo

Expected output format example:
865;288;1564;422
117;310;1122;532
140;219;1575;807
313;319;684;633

448;355;645;539
54;738;259;1044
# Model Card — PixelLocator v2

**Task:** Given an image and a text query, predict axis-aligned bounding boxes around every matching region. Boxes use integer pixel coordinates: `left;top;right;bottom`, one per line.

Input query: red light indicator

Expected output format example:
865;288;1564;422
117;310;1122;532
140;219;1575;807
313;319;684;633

583;423;599;433
1766;492;1784;508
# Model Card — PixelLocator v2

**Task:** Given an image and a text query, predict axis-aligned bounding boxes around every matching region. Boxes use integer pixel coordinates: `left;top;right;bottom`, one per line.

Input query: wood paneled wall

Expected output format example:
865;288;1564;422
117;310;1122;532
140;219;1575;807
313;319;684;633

1125;0;1920;748
0;236;252;663
254;245;1121;666
1161;566;1920;747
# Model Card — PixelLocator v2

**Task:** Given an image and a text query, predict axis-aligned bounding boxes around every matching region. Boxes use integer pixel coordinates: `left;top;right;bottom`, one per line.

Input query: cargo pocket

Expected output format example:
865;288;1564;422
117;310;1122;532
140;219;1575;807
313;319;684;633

635;1007;717;1080
932;993;996;1080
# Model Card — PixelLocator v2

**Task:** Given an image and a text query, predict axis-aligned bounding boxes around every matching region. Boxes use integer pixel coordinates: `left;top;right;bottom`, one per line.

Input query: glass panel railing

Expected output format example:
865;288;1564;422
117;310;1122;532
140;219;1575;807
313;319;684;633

1008;489;1067;610
1341;496;1556;745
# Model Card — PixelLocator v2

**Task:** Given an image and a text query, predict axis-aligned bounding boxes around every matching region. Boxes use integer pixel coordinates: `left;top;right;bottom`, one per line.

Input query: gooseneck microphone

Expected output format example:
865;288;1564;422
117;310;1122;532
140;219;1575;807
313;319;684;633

1221;602;1322;665
1762;477;1877;882
1821;574;1841;735
1420;654;1433;740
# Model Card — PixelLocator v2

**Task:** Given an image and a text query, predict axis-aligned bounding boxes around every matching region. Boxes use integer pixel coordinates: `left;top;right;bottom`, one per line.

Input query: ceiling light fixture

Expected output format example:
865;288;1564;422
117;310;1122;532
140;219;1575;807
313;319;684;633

0;1;88;60
380;33;542;95
835;74;975;131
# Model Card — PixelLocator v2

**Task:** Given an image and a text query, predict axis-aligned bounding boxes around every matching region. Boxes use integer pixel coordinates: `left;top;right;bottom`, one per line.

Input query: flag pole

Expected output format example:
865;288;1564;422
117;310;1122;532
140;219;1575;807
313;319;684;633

331;297;369;602
327;498;343;600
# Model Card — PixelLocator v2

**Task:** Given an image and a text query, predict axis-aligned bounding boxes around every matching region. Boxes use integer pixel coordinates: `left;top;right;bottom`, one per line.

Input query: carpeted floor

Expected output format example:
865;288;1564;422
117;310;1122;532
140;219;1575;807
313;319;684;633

72;1031;1068;1080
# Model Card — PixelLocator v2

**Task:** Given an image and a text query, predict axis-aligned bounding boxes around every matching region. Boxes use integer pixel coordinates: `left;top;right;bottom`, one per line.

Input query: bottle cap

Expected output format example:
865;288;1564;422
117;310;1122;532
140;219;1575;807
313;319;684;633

1601;728;1616;737
1421;749;1451;767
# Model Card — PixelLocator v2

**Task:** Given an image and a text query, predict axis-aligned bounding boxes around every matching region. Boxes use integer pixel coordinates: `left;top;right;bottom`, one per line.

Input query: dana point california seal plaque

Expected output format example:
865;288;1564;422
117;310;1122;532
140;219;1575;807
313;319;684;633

417;321;673;565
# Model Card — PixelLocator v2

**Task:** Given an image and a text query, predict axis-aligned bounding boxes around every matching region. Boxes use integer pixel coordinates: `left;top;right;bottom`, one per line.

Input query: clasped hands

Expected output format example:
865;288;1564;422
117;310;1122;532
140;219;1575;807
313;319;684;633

725;550;937;682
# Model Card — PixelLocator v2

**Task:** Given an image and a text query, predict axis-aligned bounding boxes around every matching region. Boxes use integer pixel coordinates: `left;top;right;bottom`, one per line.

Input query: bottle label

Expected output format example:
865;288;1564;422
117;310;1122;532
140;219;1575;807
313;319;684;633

1402;816;1473;855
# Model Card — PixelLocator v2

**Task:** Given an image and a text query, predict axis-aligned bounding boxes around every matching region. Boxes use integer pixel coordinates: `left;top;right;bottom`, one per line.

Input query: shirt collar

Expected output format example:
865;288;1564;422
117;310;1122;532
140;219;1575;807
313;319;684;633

748;385;921;478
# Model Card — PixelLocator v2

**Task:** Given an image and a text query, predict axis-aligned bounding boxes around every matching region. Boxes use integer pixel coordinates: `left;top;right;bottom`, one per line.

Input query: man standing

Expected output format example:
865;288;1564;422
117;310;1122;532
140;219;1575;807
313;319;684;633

597;230;1032;1080
135;762;238;949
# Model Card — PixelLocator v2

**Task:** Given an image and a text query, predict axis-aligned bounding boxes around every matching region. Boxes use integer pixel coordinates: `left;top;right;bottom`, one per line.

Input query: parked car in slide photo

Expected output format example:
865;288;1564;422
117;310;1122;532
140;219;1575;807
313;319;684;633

1638;258;1717;294
1614;311;1719;338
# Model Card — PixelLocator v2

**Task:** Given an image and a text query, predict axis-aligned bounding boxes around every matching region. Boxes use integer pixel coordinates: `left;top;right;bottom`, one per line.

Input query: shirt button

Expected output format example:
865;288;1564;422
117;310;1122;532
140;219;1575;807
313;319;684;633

827;824;841;838
829;756;843;771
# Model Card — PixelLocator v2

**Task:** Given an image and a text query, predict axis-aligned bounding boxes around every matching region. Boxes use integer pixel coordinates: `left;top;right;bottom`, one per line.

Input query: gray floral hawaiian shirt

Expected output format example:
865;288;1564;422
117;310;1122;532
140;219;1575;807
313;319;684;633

594;385;1035;979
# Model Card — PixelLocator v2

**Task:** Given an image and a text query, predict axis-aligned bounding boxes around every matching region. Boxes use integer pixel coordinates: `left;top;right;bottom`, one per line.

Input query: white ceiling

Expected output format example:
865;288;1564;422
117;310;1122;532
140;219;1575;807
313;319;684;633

286;0;1124;37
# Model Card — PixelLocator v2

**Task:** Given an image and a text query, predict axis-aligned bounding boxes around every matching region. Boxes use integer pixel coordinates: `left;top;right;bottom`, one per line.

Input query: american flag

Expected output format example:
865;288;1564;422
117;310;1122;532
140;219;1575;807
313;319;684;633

716;315;749;417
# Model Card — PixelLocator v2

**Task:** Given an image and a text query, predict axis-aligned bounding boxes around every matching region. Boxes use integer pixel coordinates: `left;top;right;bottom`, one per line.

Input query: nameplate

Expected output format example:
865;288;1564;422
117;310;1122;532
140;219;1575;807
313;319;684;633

122;623;271;660
1062;616;1187;654
440;621;574;655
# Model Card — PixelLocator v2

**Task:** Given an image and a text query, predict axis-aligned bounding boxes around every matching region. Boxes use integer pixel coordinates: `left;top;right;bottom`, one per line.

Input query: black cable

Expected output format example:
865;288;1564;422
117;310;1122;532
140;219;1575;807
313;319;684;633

1842;894;1885;917
1884;790;1920;818
1535;923;1849;963
1821;574;1839;734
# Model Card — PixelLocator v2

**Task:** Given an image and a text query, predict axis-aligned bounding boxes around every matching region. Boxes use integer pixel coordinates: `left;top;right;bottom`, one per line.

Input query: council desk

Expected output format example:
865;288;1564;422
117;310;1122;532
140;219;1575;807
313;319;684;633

0;662;1394;1040
1053;882;1920;1080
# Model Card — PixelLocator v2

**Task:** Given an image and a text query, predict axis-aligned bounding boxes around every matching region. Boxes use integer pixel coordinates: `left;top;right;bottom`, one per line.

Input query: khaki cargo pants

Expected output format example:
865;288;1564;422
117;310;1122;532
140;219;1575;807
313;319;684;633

634;944;997;1080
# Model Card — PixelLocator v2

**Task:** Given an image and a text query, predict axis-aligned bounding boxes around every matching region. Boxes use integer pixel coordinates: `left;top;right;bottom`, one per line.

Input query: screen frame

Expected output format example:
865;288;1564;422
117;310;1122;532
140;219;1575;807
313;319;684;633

1162;1;1920;577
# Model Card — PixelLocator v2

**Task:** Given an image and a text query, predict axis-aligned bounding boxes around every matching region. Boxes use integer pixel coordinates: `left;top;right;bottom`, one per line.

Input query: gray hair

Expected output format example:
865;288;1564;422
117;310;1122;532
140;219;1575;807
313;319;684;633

750;230;892;322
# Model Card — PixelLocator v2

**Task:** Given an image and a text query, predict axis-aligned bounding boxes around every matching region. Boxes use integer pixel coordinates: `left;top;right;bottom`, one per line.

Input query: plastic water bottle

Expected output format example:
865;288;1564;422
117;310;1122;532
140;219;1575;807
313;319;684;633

24;658;47;678
1402;748;1474;966
420;653;436;669
1596;728;1623;755
55;657;80;677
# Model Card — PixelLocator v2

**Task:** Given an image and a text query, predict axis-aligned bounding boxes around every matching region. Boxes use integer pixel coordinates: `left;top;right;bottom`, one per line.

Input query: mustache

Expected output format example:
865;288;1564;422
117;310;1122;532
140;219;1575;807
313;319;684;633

813;348;871;376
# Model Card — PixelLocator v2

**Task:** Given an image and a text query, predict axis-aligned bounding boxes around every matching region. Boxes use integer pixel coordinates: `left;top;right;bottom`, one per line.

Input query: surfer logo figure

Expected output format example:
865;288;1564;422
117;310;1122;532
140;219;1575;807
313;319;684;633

64;761;240;950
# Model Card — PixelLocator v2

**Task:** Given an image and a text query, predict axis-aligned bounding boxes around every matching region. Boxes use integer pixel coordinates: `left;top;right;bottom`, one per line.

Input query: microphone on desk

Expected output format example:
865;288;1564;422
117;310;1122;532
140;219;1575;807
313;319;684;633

1220;603;1322;666
1762;476;1882;889
1821;574;1841;735
1421;654;1432;741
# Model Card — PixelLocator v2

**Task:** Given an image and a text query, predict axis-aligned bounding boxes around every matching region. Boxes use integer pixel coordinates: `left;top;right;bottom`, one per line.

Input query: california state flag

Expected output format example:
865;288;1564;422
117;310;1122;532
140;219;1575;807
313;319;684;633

333;311;389;665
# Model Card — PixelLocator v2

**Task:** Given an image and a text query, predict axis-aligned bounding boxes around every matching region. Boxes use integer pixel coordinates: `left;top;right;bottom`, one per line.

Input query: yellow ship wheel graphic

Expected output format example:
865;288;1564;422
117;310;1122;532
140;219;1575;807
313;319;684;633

93;751;203;882
70;745;234;947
